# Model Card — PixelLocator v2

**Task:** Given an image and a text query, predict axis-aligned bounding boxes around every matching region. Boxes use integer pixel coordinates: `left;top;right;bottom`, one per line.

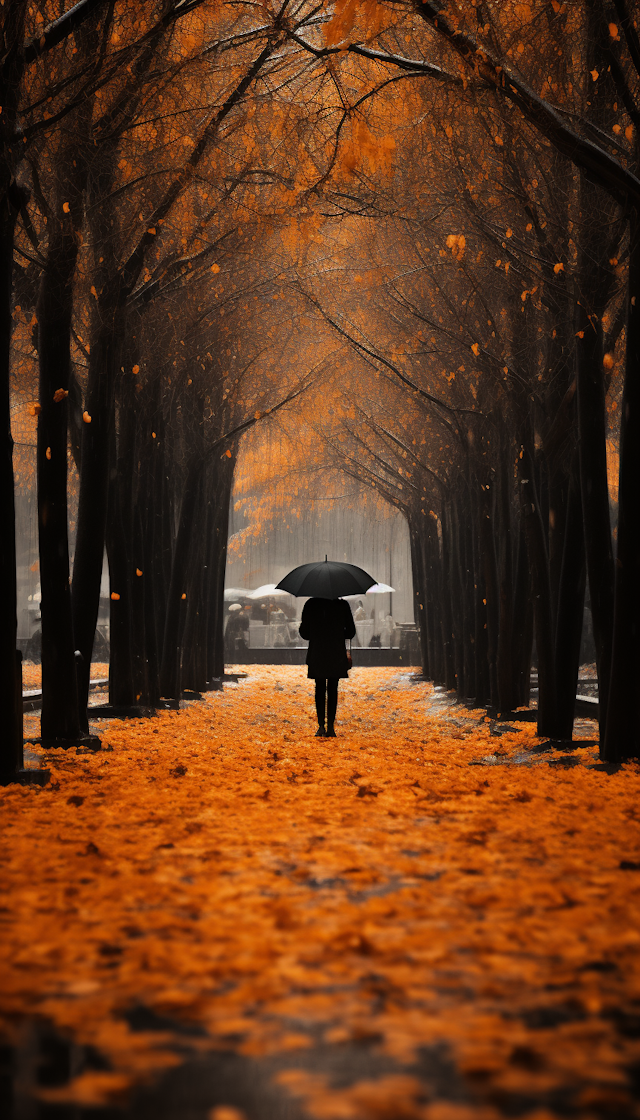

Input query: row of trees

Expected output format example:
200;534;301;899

292;0;639;761
3;0;324;773
3;0;639;773
228;0;637;760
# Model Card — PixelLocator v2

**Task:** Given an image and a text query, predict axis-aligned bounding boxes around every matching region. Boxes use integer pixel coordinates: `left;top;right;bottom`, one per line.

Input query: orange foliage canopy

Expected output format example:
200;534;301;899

2;668;639;1116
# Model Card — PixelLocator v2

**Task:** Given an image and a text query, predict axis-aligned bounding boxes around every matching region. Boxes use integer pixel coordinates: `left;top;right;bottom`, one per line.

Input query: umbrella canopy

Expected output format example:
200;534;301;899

227;603;243;611
248;583;291;600
367;582;395;594
224;587;248;600
276;558;376;599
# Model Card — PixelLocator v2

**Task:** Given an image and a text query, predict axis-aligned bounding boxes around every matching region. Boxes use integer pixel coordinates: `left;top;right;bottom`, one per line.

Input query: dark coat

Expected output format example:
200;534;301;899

298;598;356;679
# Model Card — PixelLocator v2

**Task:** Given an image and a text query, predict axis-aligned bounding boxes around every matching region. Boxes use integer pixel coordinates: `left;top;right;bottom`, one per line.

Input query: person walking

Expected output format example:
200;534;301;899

298;597;356;737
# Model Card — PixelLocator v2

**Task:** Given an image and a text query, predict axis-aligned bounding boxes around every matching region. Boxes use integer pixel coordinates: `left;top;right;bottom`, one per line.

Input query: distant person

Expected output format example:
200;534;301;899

354;600;367;621
225;604;249;652
252;600;269;623
385;612;398;647
298;598;355;737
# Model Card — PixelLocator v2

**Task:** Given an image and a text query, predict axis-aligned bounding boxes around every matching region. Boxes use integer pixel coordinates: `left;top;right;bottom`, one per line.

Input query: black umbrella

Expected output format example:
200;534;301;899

275;557;376;599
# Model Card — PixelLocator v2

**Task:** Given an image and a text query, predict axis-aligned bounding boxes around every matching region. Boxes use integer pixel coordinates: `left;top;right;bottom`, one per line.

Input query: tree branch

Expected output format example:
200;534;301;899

23;0;107;63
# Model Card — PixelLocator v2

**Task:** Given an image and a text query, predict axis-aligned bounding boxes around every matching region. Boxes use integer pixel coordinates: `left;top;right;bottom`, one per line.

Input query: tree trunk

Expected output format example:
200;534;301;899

575;296;615;742
461;505;476;700
160;460;202;697
36;208;83;740
409;522;429;678
71;308;122;728
440;507;456;689
513;519;533;709
428;519;445;684
208;459;234;680
554;450;586;740
472;510;488;707
0;183;21;774
603;212;640;760
105;372;138;707
480;489;499;708
450;501;466;699
496;453;517;712
518;442;558;736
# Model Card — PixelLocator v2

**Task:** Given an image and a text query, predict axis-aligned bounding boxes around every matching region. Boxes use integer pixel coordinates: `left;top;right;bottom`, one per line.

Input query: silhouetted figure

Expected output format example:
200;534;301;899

298;597;355;737
225;605;249;653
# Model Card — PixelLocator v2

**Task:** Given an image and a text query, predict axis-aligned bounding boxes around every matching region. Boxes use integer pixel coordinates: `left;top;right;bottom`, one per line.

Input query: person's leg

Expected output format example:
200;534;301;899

315;679;326;733
326;678;338;735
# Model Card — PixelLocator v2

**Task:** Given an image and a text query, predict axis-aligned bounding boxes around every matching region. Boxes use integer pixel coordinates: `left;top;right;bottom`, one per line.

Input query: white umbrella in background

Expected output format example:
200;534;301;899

366;583;395;594
224;587;248;600
248;583;292;599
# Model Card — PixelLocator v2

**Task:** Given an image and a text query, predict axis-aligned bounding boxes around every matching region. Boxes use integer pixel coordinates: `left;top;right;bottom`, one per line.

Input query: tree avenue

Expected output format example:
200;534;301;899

1;0;637;774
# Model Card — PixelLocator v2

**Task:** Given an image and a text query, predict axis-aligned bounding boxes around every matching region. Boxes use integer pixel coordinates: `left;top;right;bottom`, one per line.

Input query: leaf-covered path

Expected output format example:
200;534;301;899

3;668;640;1120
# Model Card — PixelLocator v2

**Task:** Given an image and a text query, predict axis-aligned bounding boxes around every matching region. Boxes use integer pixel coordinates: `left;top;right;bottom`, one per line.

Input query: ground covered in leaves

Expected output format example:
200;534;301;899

2;667;640;1120
21;662;109;691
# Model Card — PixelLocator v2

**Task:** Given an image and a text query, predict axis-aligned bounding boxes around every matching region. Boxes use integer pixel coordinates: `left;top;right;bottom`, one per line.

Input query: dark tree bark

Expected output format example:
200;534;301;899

0;5;28;775
518;440;557;736
207;456;235;681
575;274;615;741
495;450;517;713
480;487;499;708
160;459;203;697
105;367;140;707
513;519;534;710
440;507;456;689
409;522;429;678
554;451;587;739
603;214;640;760
71;301;123;728
36;182;88;740
0;182;22;775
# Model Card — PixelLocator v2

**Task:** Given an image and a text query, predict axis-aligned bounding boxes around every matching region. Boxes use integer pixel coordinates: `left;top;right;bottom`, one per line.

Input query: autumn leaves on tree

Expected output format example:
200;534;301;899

2;0;639;770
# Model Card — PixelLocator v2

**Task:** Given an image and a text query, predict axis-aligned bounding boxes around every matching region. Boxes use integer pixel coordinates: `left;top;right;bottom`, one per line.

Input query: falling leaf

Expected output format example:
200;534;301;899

83;411;91;423
62;202;70;213
53;388;68;403
553;262;564;273
45;446;51;459
209;1107;246;1120
111;592;120;600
